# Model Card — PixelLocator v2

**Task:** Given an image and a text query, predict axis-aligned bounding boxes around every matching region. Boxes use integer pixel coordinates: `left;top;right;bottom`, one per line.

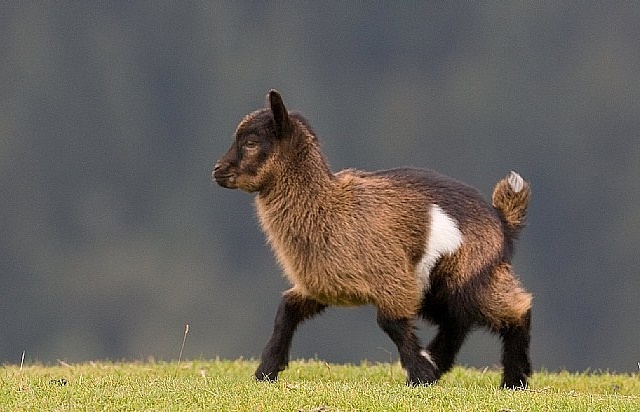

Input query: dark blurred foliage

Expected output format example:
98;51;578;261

1;3;639;372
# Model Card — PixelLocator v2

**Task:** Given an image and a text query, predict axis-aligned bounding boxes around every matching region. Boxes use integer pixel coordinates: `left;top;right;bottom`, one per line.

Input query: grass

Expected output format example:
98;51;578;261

2;359;639;411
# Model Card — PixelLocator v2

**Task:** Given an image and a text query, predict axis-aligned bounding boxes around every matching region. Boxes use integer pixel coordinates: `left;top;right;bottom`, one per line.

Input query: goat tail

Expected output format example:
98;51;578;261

492;171;531;236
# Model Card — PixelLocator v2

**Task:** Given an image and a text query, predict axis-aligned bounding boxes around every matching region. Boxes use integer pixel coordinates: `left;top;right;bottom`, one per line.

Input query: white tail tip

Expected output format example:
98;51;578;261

507;171;524;193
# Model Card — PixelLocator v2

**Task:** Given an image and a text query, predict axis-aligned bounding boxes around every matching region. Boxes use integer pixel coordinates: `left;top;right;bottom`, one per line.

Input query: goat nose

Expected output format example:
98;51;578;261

212;161;222;181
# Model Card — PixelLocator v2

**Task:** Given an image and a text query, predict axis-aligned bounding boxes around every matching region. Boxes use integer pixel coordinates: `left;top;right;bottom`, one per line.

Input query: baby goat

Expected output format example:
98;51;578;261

213;90;532;388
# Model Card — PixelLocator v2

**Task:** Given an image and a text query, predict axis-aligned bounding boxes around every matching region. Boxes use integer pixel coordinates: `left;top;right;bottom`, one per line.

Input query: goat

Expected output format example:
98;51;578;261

213;90;532;388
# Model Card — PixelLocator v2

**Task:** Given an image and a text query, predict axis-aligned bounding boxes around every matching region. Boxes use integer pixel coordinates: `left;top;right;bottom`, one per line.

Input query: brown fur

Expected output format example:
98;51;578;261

492;172;531;234
213;90;533;387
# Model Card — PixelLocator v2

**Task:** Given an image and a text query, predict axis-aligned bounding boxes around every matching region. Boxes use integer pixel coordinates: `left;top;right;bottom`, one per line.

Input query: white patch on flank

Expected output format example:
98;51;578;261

507;171;524;193
420;349;438;369
415;204;463;293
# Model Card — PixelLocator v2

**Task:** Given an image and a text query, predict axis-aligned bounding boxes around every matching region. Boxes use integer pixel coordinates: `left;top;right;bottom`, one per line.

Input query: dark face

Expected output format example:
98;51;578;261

212;109;277;193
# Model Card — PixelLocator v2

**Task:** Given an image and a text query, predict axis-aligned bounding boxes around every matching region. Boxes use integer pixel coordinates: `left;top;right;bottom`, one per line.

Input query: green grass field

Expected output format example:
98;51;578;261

2;359;639;411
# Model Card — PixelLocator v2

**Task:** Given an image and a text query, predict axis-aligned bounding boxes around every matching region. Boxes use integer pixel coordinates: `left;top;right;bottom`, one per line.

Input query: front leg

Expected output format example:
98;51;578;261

255;289;326;381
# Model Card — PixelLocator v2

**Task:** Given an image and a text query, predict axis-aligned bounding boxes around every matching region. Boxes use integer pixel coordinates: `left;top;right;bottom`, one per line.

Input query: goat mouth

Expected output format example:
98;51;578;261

212;172;237;188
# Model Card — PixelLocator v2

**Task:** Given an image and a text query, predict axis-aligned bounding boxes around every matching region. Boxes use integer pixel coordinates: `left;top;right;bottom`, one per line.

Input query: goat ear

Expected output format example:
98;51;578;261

268;89;290;137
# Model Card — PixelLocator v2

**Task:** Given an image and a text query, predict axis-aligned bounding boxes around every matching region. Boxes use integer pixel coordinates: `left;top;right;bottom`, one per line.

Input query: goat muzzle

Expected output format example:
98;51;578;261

212;161;236;188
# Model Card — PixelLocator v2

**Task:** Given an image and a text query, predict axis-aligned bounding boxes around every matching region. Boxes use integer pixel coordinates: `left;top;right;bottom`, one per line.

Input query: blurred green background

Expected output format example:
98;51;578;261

1;3;639;372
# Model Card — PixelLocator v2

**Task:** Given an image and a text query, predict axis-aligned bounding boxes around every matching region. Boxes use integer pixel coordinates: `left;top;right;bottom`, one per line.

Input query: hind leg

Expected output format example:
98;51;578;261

426;319;471;379
420;291;472;379
500;308;531;388
477;263;532;388
376;312;438;386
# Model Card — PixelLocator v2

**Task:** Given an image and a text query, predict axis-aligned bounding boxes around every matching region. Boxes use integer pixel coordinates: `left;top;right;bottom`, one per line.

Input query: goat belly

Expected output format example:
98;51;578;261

289;266;376;307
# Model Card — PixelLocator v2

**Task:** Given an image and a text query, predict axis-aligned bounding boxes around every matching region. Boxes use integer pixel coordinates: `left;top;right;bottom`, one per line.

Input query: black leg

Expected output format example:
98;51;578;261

500;309;532;389
426;321;471;379
255;291;326;381
376;312;438;386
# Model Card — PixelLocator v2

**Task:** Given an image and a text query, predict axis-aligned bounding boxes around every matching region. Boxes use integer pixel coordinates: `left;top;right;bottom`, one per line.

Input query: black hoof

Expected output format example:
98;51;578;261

406;377;436;387
254;368;279;382
406;356;438;387
501;376;528;390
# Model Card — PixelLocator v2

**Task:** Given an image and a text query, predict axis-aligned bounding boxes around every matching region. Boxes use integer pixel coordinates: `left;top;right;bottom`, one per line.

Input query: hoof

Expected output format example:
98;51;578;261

254;369;279;382
405;350;438;386
501;377;528;390
406;377;436;387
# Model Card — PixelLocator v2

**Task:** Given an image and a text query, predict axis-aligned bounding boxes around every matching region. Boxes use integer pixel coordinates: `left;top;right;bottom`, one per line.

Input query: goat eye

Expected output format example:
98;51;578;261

244;141;258;150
